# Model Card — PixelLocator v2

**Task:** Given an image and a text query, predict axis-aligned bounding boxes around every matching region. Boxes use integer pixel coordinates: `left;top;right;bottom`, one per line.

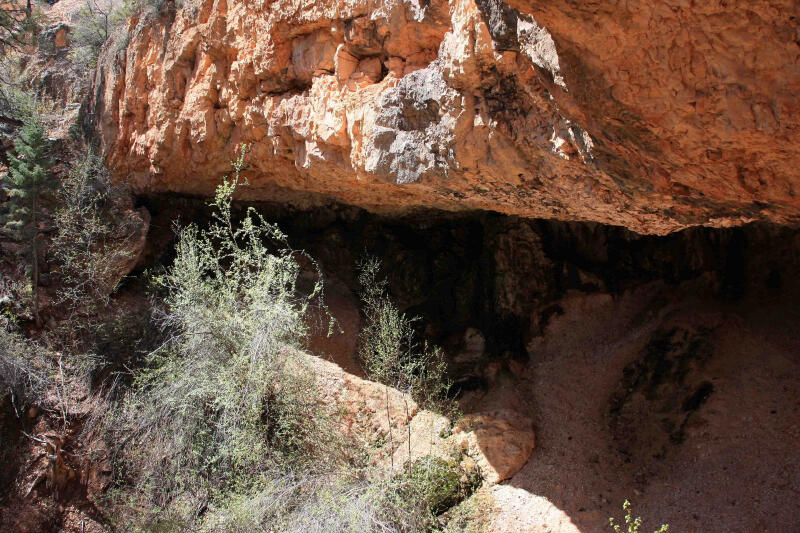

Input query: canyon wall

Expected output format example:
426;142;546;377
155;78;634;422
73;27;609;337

90;0;800;234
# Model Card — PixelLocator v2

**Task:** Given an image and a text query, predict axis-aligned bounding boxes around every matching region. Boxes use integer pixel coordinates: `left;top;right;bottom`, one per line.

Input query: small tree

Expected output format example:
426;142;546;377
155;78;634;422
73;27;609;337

69;0;148;67
2;120;54;325
69;0;115;67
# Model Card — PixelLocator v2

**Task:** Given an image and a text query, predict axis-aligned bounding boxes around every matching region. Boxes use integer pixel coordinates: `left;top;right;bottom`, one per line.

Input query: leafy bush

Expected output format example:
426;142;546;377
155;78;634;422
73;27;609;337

52;151;138;318
358;257;453;415
441;489;496;533
0;56;37;123
0;54;59;136
38;149;155;403
96;151;478;532
357;257;455;468
272;454;477;533
383;455;478;530
104;149;344;529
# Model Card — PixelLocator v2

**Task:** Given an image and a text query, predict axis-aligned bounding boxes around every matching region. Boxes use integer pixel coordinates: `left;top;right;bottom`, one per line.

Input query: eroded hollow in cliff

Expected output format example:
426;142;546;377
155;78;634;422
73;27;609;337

134;194;800;532
137;195;795;364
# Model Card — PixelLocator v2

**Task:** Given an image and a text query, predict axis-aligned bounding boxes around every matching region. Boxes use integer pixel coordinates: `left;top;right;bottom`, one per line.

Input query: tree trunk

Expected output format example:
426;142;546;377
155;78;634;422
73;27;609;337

31;189;40;327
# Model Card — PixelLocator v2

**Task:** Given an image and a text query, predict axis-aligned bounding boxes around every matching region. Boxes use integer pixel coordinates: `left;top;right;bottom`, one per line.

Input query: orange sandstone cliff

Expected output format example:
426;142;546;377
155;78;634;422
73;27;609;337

89;0;800;234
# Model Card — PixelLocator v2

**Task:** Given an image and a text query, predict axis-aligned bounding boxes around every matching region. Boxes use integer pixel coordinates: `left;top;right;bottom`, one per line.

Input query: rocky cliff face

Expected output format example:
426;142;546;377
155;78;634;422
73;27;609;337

90;0;800;234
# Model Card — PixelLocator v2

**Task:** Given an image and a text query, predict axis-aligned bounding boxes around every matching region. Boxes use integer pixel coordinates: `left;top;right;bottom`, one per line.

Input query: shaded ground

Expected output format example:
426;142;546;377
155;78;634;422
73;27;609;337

497;279;800;533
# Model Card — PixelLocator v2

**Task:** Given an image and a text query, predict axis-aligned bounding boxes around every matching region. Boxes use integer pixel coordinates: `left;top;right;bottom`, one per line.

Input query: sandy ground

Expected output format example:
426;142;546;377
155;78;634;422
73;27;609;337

481;279;800;533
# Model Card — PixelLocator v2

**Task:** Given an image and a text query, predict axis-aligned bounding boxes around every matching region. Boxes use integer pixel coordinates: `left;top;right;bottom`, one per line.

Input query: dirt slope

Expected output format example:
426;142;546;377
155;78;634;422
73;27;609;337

486;280;800;532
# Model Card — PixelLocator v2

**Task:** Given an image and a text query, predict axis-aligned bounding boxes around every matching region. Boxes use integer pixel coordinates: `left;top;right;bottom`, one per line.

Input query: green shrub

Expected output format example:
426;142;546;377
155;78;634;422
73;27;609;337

357;257;453;415
98;150;479;533
0;56;37;123
357;257;455;469
274;454;476;533
441;489;495;533
104;148;343;529
386;455;477;528
70;0;131;63
52;151;139;324
0;55;58;136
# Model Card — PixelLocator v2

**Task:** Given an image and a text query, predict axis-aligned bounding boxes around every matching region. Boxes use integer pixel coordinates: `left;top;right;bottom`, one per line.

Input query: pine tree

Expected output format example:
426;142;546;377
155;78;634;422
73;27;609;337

2;121;54;325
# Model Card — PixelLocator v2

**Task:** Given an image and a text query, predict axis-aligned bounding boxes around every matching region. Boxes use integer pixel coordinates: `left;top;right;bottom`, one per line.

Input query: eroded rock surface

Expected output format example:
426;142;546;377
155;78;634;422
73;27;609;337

90;0;800;234
453;409;535;483
301;347;532;484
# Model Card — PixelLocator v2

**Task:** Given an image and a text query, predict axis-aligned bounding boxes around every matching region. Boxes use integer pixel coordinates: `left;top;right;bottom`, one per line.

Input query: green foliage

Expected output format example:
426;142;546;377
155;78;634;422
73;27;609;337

609;500;668;533
97;151;478;533
39;150;158;403
260;454;476;533
104;148;344;529
357;257;455;469
1;119;54;324
0;54;57;132
0;58;35;122
441;489;495;533
384;455;478;530
2;120;53;240
357;257;453;415
52;150;136;316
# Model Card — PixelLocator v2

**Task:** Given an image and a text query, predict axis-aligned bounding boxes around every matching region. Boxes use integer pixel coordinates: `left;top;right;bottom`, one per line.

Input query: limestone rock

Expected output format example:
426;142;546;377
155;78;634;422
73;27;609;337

453;408;535;483
301;349;452;471
452;327;486;364
38;23;71;52
88;0;800;234
305;348;416;443
297;349;536;483
491;220;554;317
104;205;150;295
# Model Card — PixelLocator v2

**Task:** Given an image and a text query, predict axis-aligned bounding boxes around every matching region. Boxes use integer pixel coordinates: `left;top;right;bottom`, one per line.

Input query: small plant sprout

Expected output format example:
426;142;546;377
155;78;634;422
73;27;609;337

609;500;668;533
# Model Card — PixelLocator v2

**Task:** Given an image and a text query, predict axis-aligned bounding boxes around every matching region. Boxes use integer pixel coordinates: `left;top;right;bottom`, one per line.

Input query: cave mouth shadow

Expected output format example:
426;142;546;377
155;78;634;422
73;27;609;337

136;193;790;358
